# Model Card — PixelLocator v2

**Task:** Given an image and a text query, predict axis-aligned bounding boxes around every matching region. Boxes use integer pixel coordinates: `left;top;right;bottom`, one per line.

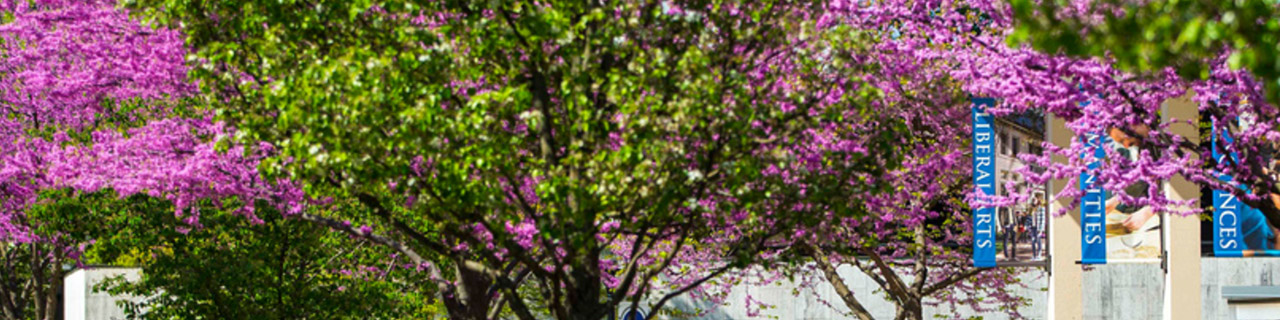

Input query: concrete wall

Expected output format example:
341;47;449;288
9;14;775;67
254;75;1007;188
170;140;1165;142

1201;258;1280;319
663;265;1050;319
1080;264;1163;320
660;258;1280;319
64;259;1280;319
1079;258;1280;319
64;268;143;320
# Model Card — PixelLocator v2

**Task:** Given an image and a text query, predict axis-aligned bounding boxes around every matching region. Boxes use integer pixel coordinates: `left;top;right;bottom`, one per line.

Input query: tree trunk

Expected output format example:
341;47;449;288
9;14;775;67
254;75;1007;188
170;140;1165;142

0;244;24;320
566;264;608;320
36;246;63;320
442;262;496;320
894;299;924;320
42;274;59;320
30;243;49;320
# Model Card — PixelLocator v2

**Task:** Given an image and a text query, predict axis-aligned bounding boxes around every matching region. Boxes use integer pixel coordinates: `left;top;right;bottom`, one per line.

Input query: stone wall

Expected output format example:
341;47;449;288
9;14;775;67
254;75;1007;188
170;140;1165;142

661;258;1280;319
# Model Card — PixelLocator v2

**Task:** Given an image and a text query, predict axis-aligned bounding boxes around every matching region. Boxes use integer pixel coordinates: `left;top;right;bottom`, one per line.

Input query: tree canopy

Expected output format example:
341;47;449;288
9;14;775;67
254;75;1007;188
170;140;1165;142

1010;0;1280;104
4;0;1280;320
121;0;925;318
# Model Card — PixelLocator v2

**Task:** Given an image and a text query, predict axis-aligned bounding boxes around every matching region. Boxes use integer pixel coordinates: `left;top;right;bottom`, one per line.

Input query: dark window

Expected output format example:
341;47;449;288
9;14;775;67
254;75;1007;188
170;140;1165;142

1000;134;1009;154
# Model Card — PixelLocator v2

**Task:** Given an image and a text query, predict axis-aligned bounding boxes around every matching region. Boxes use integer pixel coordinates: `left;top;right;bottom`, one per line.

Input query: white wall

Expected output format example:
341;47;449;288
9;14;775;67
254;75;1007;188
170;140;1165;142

661;264;1049;319
656;258;1280;319
65;259;1280;319
63;268;143;320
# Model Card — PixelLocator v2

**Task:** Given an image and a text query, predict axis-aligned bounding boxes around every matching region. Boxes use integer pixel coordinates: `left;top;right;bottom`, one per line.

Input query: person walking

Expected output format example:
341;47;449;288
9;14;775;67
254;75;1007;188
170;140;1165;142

1027;212;1042;259
1001;220;1012;259
1003;211;1021;260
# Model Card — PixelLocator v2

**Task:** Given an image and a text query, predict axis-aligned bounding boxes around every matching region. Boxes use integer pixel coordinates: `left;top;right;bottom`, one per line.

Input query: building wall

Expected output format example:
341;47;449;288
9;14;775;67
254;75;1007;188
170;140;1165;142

64;268;143;320
1078;258;1280;320
662;265;1050;319
64;260;1276;319
662;258;1280;319
1201;258;1280;319
994;119;1046;230
1080;263;1163;320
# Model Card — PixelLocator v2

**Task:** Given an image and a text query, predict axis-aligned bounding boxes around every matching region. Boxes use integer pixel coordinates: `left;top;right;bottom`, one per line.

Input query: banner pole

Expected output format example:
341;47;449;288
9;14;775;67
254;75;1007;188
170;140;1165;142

1161;91;1202;320
1047;113;1083;319
1072;258;1162;265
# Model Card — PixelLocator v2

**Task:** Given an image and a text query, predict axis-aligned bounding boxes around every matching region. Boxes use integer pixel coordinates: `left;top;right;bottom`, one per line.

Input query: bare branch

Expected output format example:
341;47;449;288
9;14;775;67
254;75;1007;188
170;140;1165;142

806;242;875;320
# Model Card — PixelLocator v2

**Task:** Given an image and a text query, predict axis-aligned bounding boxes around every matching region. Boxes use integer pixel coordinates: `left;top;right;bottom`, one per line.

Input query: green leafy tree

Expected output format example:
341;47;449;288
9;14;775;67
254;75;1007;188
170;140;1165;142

124;0;906;319
0;240;65;320
1;191;117;320
27;191;439;320
1009;0;1280;103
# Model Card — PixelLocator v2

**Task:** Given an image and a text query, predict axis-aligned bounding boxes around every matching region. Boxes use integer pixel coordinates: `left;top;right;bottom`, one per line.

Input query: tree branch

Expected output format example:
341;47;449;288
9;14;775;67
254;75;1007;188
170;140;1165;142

806;242;875;320
646;262;734;317
922;267;988;297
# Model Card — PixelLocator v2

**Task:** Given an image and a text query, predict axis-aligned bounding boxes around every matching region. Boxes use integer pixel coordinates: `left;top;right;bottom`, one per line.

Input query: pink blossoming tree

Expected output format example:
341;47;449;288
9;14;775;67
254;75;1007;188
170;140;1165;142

0;1;290;318
717;2;1035;319
727;1;1280;319
1004;0;1280;235
6;0;1280;320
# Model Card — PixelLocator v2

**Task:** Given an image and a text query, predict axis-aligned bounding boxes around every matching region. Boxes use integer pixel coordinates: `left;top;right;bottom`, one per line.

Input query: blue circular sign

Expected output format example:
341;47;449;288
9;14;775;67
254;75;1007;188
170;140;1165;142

621;307;646;320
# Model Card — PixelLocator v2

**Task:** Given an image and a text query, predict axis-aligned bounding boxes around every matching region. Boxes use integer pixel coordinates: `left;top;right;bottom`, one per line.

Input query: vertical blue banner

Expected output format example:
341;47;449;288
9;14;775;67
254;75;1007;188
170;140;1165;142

1212;125;1246;257
971;98;997;267
1210;120;1280;257
1079;99;1107;264
1080;133;1107;264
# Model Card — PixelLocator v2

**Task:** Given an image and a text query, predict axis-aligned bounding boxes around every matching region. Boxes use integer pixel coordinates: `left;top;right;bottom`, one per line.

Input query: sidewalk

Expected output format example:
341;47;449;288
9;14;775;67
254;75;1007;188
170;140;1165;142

997;240;1044;261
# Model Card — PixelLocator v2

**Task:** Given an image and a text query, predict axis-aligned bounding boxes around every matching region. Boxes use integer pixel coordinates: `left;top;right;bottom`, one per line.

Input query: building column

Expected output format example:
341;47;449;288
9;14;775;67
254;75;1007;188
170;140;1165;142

1162;92;1202;320
1047;114;1083;319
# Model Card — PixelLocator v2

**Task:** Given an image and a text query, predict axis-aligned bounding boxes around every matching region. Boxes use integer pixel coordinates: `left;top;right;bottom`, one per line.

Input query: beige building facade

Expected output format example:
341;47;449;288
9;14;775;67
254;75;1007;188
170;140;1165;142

993;116;1047;231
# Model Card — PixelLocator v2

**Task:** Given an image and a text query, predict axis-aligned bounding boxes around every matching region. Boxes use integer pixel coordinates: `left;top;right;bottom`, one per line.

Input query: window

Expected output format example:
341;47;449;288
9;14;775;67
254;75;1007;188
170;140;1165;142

1000;134;1009;154
1012;137;1021;155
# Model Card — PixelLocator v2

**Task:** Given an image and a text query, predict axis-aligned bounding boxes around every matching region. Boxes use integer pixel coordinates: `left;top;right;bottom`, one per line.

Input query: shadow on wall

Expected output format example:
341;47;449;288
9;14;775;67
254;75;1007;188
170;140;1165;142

658;265;1049;320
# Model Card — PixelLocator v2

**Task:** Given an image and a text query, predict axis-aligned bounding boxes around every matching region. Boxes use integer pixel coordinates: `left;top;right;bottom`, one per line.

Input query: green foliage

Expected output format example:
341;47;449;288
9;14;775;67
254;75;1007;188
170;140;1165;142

1009;0;1280;103
120;0;907;317
0;243;43;320
27;191;439;319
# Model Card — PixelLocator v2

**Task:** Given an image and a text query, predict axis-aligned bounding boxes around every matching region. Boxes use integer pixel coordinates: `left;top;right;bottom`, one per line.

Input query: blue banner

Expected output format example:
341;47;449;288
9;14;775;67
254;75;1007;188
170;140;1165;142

1212;122;1280;257
971;98;997;267
1080;132;1107;264
1213;125;1245;256
1077;98;1107;264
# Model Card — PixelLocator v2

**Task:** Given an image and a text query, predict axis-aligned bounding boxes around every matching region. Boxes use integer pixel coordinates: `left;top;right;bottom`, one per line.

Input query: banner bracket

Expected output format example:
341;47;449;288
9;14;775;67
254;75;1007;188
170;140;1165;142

1044;254;1052;276
1160;250;1169;274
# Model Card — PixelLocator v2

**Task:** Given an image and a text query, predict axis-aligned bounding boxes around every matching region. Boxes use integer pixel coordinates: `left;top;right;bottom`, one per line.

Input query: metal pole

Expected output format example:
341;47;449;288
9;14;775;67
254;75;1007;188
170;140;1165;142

1073;258;1163;265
